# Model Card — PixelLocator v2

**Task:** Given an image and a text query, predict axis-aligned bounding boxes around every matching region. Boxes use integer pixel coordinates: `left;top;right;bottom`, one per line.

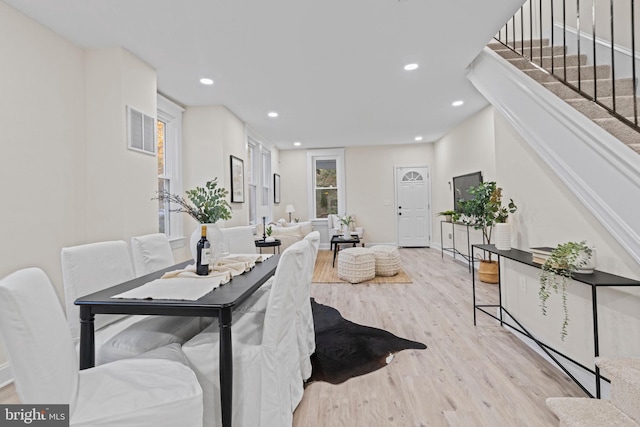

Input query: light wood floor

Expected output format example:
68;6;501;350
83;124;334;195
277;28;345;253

0;248;585;425
293;248;585;427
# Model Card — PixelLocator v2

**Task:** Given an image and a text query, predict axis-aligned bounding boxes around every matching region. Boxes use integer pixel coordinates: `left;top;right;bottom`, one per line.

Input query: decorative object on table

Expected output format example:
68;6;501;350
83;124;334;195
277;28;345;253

153;177;232;263
196;225;211;276
436;210;459;223
285;204;296;222
265;226;275;243
273;173;281;204
308;298;426;384
538;240;595;340
457;181;517;283
230;155;245;203
338;214;355;238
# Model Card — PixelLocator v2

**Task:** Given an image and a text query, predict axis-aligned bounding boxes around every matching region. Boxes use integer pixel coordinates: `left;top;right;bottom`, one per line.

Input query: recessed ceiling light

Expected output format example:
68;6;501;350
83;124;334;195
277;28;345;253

293;142;302;146
452;100;464;107
404;63;419;71
414;136;423;142
199;78;214;85
268;111;279;118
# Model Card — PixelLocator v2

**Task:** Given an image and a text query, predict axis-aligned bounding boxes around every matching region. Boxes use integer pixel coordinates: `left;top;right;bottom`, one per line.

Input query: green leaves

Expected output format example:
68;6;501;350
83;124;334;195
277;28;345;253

154;177;232;224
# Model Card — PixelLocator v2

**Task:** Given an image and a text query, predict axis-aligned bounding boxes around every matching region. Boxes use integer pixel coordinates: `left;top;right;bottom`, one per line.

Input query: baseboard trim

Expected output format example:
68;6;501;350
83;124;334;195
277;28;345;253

0;363;13;388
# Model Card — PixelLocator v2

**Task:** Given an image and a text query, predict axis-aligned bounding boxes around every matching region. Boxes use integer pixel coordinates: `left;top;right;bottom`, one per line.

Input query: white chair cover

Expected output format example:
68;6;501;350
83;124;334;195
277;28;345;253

61;240;201;365
131;233;175;277
298;231;320;380
183;240;309;427
0;268;203;426
220;226;257;255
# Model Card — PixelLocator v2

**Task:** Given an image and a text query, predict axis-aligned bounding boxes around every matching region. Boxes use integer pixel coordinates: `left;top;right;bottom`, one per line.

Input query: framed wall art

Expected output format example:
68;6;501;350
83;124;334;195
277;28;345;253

273;173;281;204
230;155;245;203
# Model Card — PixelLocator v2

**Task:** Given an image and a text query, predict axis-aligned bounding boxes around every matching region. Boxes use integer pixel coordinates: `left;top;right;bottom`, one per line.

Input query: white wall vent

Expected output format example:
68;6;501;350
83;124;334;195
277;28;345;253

127;105;156;155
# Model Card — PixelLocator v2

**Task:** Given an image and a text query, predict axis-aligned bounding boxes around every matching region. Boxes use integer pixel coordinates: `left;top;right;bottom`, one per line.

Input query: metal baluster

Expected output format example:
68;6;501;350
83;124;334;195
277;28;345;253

513;11;516;49
564;0;568;81
521;5;525;54
577;0;582;91
610;0;616;111
593;0;598;102
632;0;638;126
551;0;555;73
531;0;534;60
506;19;510;47
540;0;544;67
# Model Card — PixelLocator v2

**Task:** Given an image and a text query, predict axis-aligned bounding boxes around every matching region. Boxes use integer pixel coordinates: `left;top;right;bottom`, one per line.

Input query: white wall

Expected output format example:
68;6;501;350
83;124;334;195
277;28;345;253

432;107;496;253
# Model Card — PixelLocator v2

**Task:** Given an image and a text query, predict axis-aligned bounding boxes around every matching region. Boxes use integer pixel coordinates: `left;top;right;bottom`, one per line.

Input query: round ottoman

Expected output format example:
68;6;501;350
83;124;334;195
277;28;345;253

370;245;401;276
337;247;375;284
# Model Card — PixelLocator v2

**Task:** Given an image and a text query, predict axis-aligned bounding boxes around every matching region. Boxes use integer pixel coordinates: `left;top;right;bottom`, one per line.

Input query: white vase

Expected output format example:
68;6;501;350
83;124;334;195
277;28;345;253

190;223;224;264
494;223;511;251
576;247;597;274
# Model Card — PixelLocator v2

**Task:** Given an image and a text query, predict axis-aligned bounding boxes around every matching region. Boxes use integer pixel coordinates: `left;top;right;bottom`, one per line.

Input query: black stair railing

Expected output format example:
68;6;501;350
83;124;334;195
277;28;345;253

495;0;639;132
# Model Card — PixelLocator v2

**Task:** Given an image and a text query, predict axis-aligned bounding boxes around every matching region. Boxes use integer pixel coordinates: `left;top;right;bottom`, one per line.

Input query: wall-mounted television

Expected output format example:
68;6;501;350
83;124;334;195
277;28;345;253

453;171;483;212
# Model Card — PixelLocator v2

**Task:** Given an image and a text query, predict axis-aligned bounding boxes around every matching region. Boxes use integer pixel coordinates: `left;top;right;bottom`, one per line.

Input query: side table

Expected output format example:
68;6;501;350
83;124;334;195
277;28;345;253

254;239;281;254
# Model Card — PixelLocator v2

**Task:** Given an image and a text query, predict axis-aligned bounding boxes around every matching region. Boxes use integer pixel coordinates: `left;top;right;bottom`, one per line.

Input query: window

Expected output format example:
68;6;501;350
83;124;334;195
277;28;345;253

247;135;272;225
307;149;345;219
157;95;184;243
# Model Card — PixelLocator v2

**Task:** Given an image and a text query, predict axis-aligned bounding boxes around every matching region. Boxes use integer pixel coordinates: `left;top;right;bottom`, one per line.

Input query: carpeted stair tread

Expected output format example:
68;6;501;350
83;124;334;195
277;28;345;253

543;79;636;99
593;118;640;146
566;97;640;119
546;397;639;426
507;55;586;70
490;45;565;59
596;357;640;423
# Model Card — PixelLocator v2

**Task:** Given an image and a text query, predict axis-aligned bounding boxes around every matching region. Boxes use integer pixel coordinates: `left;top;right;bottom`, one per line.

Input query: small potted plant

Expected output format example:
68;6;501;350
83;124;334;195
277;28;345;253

338;215;354;237
436;210;458;223
539;240;595;340
265;226;275;242
457;181;517;283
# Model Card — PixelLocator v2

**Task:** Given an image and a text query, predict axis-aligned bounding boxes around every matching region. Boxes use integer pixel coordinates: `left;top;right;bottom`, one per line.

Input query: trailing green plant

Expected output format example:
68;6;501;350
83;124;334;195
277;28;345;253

436;210;461;222
153;177;232;224
457;182;517;256
538;240;593;340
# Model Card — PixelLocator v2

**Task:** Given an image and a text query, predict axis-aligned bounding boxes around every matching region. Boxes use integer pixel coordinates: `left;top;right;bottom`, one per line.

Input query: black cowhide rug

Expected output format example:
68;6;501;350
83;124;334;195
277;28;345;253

308;298;427;385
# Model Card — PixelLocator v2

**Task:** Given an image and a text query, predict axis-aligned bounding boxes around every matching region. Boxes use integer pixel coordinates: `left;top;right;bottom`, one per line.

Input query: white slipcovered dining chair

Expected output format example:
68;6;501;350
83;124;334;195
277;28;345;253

220;226;257;254
298;230;320;380
0;267;204;426
182;239;310;427
61;240;201;365
130;232;175;277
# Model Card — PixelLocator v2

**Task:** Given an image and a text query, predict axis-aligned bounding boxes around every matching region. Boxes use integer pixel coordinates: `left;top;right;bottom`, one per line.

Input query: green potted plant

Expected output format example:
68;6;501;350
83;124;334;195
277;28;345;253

539;240;595;340
153;177;232;261
436;210;458;222
338;214;354;237
457;181;517;283
265;225;275;242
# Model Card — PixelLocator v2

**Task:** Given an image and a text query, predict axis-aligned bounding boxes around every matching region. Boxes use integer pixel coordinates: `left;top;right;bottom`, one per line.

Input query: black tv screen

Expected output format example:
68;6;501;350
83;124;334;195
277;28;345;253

453;171;483;212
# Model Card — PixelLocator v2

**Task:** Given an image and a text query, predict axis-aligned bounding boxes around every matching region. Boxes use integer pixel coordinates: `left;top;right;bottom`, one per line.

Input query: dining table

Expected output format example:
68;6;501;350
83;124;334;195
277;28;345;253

74;253;280;427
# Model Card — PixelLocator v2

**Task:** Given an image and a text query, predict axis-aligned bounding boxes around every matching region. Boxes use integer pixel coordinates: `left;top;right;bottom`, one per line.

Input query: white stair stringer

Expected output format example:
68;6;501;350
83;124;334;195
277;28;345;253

596;357;640;424
467;47;640;266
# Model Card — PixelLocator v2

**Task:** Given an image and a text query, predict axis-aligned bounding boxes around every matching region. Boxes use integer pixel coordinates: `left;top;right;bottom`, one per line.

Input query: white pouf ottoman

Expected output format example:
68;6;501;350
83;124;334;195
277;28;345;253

337;247;375;284
370;245;401;276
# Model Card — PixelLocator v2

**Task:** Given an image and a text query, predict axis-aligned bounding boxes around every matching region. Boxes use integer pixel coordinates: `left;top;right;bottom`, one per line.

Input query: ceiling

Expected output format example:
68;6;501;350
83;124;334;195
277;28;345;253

4;0;523;150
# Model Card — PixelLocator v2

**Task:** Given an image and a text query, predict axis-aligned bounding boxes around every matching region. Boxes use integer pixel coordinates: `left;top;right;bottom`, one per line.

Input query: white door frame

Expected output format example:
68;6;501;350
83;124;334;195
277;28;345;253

394;165;432;247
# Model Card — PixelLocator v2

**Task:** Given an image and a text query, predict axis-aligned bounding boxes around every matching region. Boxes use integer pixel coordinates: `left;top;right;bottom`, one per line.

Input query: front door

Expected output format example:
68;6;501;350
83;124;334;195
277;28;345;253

395;166;430;247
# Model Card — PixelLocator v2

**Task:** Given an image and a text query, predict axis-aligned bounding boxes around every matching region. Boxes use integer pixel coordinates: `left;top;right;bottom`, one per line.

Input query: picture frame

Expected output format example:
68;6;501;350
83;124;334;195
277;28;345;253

273;173;281;204
230;155;245;203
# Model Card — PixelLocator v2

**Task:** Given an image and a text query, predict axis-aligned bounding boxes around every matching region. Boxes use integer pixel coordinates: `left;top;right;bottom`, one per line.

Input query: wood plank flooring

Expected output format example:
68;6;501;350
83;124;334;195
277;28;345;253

0;248;584;425
293;248;585;427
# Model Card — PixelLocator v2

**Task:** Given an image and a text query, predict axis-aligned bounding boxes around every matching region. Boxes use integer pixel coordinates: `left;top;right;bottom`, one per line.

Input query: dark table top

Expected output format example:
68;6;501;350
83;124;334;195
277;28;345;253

74;254;280;315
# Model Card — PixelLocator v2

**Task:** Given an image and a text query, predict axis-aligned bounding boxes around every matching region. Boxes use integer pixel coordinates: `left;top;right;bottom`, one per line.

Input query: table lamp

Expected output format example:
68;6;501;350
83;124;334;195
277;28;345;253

285;204;295;222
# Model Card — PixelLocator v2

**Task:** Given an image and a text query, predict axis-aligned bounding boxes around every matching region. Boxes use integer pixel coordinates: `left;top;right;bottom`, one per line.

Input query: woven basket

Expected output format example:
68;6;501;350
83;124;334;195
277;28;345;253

478;260;499;284
337;247;375;284
370;245;401;276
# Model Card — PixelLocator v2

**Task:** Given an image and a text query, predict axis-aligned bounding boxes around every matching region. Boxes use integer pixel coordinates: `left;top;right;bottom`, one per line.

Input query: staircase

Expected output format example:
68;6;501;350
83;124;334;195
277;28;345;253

546;357;640;426
488;40;640;152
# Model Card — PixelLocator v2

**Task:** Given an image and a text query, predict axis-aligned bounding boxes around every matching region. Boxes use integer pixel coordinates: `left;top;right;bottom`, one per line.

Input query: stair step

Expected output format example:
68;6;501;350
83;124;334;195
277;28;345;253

507;38;550;48
546;397;639;426
593;118;640;148
525;64;611;82
507;55;586;71
490;44;565;59
542;79;637;99
596;357;640;424
566;97;640;119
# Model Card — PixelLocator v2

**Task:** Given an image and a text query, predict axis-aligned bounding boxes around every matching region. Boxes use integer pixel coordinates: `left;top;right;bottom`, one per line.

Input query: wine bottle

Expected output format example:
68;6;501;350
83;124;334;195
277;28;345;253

196;225;211;276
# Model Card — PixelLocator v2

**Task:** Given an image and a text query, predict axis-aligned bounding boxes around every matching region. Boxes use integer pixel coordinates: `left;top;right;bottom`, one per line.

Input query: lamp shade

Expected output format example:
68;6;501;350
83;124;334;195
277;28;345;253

285;204;295;214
